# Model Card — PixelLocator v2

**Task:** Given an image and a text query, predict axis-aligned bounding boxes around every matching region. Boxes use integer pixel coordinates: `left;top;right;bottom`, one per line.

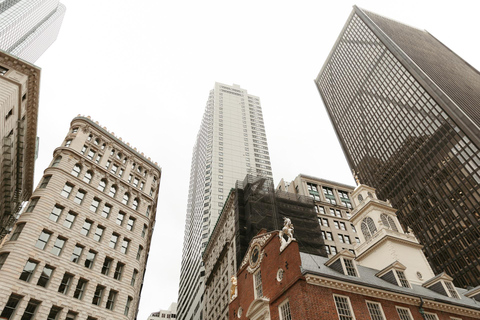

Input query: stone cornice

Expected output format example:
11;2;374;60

305;275;480;318
355;232;422;260
71;117;161;175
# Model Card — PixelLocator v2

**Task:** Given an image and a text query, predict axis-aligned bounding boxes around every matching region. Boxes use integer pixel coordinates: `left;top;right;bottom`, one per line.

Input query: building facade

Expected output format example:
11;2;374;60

0;51;40;240
0;0;66;63
178;83;273;320
229;184;480;320
147;303;177;319
278;174;359;256
203;175;325;320
0;116;161;319
316;6;480;287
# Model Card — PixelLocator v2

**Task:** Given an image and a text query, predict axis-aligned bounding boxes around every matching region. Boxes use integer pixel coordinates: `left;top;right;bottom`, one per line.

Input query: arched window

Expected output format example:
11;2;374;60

110;149;115;156
83;171;93;184
52;156;62;167
94;138;100;145
361;217;377;241
98;179;107;192
122;193;130;205
381;213;398;232
132;198;139;210
71;164;82;177
87;134;93;141
109;185;117;198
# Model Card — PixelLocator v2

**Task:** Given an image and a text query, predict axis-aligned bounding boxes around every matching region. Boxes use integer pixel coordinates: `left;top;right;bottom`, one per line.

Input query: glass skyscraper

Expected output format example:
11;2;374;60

0;0;66;63
177;83;273;320
316;6;480;287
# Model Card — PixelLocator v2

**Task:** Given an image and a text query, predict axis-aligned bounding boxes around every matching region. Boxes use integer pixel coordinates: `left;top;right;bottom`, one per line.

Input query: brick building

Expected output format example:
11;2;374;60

229;184;480;320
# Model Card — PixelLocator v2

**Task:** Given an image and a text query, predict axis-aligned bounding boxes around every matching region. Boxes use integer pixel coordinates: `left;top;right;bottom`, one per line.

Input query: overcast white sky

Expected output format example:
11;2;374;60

33;1;480;318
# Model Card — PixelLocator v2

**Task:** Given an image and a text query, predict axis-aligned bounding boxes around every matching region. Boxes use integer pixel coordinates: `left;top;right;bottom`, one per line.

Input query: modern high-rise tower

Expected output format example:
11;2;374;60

0;0;66;63
177;83;273;320
0;116;161;319
316;6;480;287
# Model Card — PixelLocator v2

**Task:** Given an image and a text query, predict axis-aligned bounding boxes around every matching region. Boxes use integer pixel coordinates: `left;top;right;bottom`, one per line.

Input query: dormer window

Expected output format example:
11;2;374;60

325;250;358;277
422;272;460;299
376;261;410;288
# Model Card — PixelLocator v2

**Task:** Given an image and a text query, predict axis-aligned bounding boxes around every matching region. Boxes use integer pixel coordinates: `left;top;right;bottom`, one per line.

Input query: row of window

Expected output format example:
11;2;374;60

321;231;358;245
333;294;451;320
1;289;132;319
316;206;352;219
306;183;353;209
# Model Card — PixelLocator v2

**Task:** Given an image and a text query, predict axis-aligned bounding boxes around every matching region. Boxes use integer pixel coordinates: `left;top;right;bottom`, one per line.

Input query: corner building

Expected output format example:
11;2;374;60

316;6;480;287
0;116;161;319
178;83;273;320
0;52;40;240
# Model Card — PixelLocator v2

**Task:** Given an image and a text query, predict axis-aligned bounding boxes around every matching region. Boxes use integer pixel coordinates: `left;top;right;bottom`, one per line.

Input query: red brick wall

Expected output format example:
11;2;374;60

229;231;477;320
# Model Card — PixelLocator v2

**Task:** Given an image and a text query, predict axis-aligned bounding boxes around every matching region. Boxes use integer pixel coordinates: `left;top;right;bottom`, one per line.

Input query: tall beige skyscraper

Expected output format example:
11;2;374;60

0;51;40;240
0;116;161;319
177;83;273;320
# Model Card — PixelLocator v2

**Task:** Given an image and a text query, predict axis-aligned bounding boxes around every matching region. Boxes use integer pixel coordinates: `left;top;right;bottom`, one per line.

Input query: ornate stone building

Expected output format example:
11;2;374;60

0;51;40;240
0;116;161;319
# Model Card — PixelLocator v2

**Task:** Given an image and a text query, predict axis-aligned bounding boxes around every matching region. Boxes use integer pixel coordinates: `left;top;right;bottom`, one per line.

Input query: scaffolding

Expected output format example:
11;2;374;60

234;175;327;269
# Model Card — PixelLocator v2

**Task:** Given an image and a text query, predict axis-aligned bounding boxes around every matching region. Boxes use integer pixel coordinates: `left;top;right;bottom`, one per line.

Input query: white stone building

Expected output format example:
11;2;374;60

0;116;161;319
177;83;273;320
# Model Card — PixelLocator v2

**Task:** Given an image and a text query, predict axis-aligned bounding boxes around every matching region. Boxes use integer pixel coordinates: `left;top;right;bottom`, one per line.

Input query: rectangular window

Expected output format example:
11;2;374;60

61;183;73;198
39;175;51;188
0;252;9;270
114;262;124;280
0;293;23;319
19;260;38;282
85;250;97;269
254;269;263;298
334;221;340;229
92;285;105;306
331;246;337;255
81;145;87;154
338;234;345;243
80;220;93;236
366;302;385;320
334;295;355;320
124;296;133;316
74;190;86;204
106;290;118;310
35;230;52;250
344;259;357;277
25;197;39;212
133;177;139;187
345;235;351;244
141;224;147;238
47;306;62;320
396;307;413;320
326;232;333;241
21;299;41;320
131;269;138;286
121;239;130;254
110;233;119;249
66;311;78;320
127;217;135;231
101;204;112;218
70;244;84;263
116;211;125;226
10;223;25;241
278;300;292;320
111;164;118;174
396;270;410;288
424;313;439;320
63;211;77;228
51;237;66;256
137;245;143;260
73;278;88;300
101;257;113;276
340;222;346;230
58;273;74;294
37;265;55;287
49;205;63;222
90;198;100;212
93;226;105;242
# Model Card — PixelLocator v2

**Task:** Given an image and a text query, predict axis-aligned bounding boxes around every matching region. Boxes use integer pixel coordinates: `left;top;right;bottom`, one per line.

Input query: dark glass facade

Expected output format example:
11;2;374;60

316;7;480;287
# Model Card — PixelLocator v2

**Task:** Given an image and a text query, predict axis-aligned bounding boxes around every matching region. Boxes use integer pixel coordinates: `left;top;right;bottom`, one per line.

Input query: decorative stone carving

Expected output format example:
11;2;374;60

240;233;272;271
230;276;237;301
279;217;296;252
